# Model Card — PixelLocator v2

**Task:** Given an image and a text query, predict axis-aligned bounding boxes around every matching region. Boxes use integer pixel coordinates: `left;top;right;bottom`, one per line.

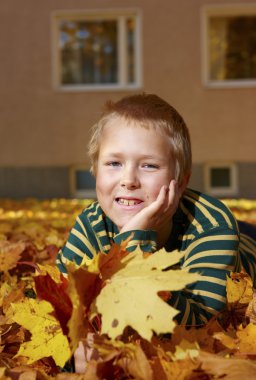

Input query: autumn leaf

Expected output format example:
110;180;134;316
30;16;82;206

66;268;88;354
1;198;256;378
214;323;256;357
0;241;26;273
117;342;153;380
152;347;200;380
169;339;200;361
199;351;256;380
81;235;131;278
34;272;72;335
35;264;63;284
226;272;253;305
1;281;25;318
236;323;256;355
171;318;223;354
93;247;202;341
10;298;71;367
98;236;132;280
0;367;11;380
246;288;256;324
221;271;254;329
93;337;153;380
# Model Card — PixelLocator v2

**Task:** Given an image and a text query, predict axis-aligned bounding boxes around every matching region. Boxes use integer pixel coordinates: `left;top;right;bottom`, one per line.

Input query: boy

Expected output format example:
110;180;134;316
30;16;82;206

57;93;256;326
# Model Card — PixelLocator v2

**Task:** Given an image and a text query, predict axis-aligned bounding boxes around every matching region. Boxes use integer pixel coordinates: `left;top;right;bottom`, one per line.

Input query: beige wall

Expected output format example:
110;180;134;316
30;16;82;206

0;0;256;196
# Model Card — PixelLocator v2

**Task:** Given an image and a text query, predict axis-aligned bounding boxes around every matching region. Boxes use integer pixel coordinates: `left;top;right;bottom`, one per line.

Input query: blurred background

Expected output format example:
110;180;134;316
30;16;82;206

0;0;256;201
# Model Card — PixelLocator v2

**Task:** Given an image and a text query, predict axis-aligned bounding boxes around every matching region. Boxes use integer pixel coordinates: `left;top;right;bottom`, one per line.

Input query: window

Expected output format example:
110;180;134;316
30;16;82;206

202;5;256;87
52;10;142;90
204;162;238;197
69;166;96;198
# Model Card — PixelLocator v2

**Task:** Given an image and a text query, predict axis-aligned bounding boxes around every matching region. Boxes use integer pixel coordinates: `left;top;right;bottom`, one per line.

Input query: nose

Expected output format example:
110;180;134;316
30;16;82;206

120;165;140;189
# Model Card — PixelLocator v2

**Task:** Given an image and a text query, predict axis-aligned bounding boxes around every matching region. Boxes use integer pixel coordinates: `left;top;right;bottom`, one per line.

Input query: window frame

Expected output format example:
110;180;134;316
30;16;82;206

204;162;238;197
201;4;256;88
51;9;142;91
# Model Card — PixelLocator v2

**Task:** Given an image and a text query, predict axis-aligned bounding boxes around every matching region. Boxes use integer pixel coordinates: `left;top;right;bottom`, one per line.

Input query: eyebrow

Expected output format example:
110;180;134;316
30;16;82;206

101;152;166;161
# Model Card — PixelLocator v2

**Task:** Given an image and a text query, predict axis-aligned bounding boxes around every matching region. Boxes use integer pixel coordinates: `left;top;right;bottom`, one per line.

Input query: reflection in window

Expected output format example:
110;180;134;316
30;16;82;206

57;15;137;86
209;16;256;80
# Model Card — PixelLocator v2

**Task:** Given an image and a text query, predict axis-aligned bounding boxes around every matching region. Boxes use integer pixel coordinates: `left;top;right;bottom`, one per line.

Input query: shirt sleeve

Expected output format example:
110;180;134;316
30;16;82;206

56;212;101;275
168;225;239;325
113;230;157;252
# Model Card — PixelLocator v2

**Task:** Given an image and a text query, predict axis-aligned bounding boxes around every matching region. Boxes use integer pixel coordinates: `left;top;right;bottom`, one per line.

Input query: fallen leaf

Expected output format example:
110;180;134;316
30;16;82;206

227;272;253;305
66;269;88;354
0;241;26;273
10;298;71;367
171;318;223;354
199;351;256;379
34;273;72;335
246;288;256;324
236;323;256;355
118;342;153;380
94;247;201;340
169;339;200;361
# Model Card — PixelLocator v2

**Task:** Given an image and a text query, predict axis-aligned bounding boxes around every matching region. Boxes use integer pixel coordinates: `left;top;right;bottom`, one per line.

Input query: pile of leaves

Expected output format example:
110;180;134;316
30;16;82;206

0;199;256;379
222;198;256;225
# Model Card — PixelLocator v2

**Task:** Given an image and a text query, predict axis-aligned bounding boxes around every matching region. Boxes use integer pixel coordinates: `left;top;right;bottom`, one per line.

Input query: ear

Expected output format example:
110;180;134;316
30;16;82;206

178;173;191;197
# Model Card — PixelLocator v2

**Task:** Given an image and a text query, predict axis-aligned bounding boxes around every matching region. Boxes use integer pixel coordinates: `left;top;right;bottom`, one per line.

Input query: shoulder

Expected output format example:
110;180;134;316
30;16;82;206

74;201;104;228
79;201;103;219
180;188;238;234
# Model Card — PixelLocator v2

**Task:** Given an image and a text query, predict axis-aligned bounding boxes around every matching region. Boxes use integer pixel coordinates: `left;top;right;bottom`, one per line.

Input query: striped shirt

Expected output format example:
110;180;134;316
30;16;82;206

56;188;256;326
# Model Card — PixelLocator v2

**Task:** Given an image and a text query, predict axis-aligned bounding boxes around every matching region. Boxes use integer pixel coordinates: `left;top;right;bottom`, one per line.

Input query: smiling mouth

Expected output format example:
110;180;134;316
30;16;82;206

116;198;142;206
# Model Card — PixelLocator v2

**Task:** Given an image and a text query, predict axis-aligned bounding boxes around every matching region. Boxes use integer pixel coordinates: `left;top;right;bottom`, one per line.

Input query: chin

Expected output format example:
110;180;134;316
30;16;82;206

114;219;131;232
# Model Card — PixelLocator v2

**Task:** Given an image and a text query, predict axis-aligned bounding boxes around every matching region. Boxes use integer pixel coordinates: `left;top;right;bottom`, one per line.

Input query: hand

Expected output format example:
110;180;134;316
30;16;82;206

74;341;86;373
74;333;95;373
120;179;180;242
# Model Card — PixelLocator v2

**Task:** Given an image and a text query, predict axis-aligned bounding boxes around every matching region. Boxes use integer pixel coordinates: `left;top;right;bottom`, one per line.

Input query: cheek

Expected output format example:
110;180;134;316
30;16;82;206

145;173;171;198
145;182;164;201
95;171;106;196
96;169;117;193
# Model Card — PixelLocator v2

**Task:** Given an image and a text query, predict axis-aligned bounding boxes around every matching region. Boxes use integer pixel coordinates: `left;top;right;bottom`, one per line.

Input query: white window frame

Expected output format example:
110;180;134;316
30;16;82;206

201;4;256;88
51;9;142;92
69;165;96;199
204;162;238;197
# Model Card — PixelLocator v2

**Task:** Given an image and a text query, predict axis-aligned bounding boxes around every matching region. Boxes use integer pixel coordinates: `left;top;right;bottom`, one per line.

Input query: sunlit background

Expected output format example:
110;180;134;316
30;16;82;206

0;0;256;221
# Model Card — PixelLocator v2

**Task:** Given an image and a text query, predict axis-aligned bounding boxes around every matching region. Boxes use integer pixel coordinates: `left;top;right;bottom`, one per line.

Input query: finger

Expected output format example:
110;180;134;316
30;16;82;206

150;185;169;212
168;180;176;205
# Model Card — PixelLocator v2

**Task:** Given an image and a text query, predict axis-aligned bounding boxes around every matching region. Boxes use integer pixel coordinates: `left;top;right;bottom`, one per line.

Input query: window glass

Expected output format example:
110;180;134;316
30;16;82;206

208;15;256;80
210;167;231;188
60;20;118;85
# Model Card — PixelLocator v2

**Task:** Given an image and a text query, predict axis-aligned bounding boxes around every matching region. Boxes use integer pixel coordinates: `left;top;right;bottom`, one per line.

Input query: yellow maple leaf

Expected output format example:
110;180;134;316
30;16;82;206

236;323;256;354
10;298;71;367
93;247;202;341
226;272;253;305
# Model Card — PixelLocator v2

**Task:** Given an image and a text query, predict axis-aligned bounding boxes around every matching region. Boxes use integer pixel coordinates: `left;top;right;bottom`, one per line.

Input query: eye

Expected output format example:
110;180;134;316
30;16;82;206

106;161;122;167
142;163;159;170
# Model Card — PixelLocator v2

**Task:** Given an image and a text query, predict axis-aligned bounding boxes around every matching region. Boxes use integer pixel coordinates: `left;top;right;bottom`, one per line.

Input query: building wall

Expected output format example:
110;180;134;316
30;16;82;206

0;0;256;198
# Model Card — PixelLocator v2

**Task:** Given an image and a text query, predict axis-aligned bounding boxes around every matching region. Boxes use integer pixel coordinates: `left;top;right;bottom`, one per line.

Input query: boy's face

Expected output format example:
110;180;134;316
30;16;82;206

96;117;176;231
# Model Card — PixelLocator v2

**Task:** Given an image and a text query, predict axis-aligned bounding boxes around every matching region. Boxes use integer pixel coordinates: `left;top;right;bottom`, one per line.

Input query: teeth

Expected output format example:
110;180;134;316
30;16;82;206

118;198;139;206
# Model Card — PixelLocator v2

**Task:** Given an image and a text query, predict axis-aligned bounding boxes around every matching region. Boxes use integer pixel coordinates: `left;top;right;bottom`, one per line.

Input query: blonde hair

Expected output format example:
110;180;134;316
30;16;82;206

88;93;192;184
